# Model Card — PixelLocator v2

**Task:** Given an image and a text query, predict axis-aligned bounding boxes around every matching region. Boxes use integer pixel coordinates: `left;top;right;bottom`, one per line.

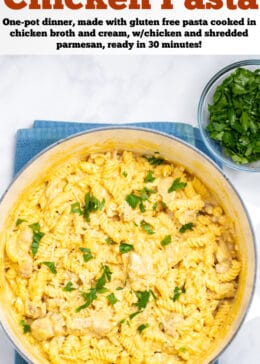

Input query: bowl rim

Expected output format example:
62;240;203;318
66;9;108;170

197;58;260;172
0;126;257;364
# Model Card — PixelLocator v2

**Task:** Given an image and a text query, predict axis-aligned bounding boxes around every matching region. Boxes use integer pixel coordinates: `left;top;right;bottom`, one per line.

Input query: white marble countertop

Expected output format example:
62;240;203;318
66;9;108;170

0;55;259;364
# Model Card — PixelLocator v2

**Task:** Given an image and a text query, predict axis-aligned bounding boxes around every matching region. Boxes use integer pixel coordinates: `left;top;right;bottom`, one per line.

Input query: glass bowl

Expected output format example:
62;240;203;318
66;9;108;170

198;59;260;172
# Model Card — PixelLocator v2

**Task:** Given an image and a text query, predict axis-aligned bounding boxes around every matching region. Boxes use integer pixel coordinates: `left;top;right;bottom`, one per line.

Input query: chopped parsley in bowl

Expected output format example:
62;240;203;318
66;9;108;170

198;59;260;172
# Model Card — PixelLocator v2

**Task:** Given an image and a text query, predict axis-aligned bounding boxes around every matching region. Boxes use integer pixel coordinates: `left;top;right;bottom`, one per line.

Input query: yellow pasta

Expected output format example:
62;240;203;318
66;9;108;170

3;151;240;363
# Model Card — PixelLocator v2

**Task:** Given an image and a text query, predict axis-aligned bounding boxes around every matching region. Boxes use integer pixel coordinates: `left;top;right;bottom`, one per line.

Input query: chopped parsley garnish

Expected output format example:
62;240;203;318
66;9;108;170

76;265;112;312
140;220;155;235
137;323;149;333
71;192;105;222
129;310;142;320
152;202;158;211
179;222;194;233
29;223;45;257
116;287;124;290
126;193;140;209
118;318;126;325
179;347;187;353
122;171;128;177
168;178;187;193
107;293;118;305
144;155;165;165
96;264;112;289
144;170;155;183
138;187;156;200
105;237;116;245
63;281;76;292
79;247;93;262
139;201;145;213
126;188;156;212
134;290;151;310
41;261;57;274
161;235;172;247
15;218;27;226
103;265;112;282
20;320;31;334
76;289;97;312
207;67;260;164
70;202;83;215
172;285;186;302
119;242;134;254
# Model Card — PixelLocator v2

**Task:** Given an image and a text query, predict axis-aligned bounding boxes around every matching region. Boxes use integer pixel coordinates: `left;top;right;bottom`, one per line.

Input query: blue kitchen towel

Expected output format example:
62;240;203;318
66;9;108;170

14;120;219;364
14;121;220;175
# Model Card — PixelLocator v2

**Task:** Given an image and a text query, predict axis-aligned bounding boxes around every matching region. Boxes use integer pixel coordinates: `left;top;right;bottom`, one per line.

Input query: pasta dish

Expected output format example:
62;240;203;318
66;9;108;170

3;151;241;363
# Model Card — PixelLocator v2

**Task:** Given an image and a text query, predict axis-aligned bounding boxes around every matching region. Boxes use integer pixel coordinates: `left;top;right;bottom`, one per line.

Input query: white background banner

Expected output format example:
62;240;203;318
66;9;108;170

0;0;259;54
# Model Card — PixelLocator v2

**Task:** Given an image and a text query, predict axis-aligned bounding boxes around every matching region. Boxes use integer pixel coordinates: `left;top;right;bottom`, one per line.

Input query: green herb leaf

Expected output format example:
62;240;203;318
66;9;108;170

152;202;158;211
119;242;134;254
16;218;27;226
134;290;151;310
20;320;31;334
76;289;97;312
41;261;57;274
125;194;141;209
168;178;187;193
139;201;146;213
79;247;93;262
172;286;186;302
79;247;91;253
129;310;142;320
140;220;155;235
107;293;118;305
179;222;194;233
95;272;106;290
161;235;172;247
71;202;83;215
144;155;165;165
122;171;128;177
138;187;156;200
150;289;157;300
118;318;126;325
63;281;76;292
116;287;124;290
29;223;45;257
72;193;105;222
144;170;155;183
105;237;116;245
83;253;93;262
137;323;149;333
103;265;112;282
179;347;187;353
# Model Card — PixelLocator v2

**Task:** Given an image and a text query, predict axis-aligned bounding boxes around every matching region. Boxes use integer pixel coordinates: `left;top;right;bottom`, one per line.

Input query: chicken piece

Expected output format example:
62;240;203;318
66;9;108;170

19;257;33;278
31;317;54;341
90;311;112;336
25;300;46;319
128;252;153;278
50;313;66;336
216;240;231;264
127;252;155;290
6;227;33;263
31;313;65;341
157;177;176;210
69;312;112;336
106;201;118;218
216;261;231;273
120;201;142;224
163;314;184;339
69;317;92;333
